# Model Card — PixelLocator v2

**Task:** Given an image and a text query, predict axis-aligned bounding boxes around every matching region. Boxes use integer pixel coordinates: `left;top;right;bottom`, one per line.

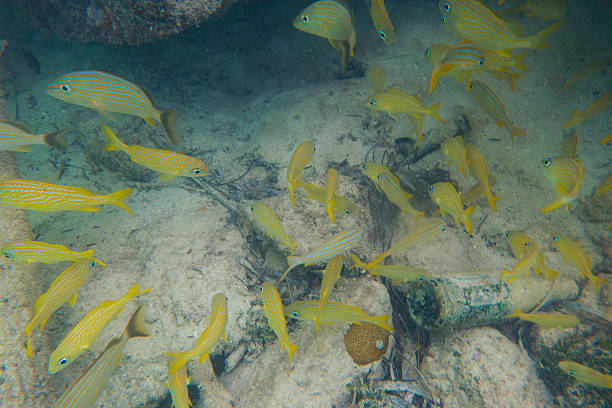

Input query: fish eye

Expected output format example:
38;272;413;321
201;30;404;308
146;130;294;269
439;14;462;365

361;163;367;170
552;234;558;241
505;232;510;239
524;241;530;247
378;30;386;39
428;185;434;192
192;168;201;175
417;276;425;280
344;208;352;214
478;59;484;65
250;205;255;212
3;253;11;258
291;311;300;318
443;2;451;12
60;83;70;93
441;16;446;23
441;226;446;231
568;369;577;375
59;358;68;366
425;48;431;56
368;98;376;107
90;260;95;268
543;157;551;167
301;15;309;23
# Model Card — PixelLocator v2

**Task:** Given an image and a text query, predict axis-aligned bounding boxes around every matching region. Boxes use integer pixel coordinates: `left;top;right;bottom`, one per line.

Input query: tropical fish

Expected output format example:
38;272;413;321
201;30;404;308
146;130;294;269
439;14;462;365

285;300;393;332
470;80;527;142
281;227;363;281
465;143;500;211
325;168;339;223
564;55;611;90
102;125;208;180
251;202;297;254
362;219;447;269
261;282;298;372
48;284;150;374
361;161;395;190
540;157;583;212
0;179;133;214
168;362;191;408
497;0;570;21
439;0;564;56
563;91;612;128
481;50;528;74
552;233;608;293
368;88;443;123
377;171;425;223
441;135;469;178
429;182;475;234
558;360;612;389
500;240;540;282
298;181;359;217
53;305;151;408
505;231;558;281
316;255;342;333
429;41;485;93
600;131;612;145
24;261;95;358
0;120;67;152
365;64;385;94
1;241;105;266
351;255;430;283
167;293;228;374
287;141;315;208
369;0;394;45
593;173;612;199
505;309;579;329
293;0;356;74
46;71;179;144
560;130;578;159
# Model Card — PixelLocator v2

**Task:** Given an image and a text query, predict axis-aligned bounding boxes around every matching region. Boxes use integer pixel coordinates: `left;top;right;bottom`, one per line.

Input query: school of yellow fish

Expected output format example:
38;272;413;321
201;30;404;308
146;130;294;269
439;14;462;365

1;0;611;406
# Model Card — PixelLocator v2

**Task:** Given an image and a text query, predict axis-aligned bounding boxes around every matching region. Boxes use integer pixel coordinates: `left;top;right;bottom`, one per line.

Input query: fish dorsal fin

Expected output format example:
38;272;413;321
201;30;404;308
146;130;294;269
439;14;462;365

0;120;32;133
68;292;78;307
11;146;33;152
139;85;156;105
34;293;47;312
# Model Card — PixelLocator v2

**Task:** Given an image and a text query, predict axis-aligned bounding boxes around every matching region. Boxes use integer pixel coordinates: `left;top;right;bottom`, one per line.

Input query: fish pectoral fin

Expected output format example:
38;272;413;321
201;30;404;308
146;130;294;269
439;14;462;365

158;173;178;181
97;108;122;123
78;206;101;212
142;116;157;127
68;292;78;307
11;146;33;152
198;352;211;364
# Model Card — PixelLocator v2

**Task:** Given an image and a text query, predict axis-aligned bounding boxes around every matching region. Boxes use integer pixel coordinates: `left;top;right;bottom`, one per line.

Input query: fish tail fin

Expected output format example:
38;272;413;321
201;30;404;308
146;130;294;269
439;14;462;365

542;268;559;282
126;305;151;339
286;342;298;373
514;51;529;72
93;257;107;267
499;269;512;282
591;275;608;294
289;241;297;256
107;188;134;215
428;71;441;94
327;200;335;223
167;354;190;375
462;205;475;235
371;315;394;332
505;309;523;318
540;193;575;213
427;102;444;122
279;256;301;282
528;20;565;49
599;132;612;145
315;302;324;335
350;254;367;271
24;323;35;358
510;126;527;142
413;209;425;224
288;184;296;208
487;192;500;212
101;125;125;152
161;109;179;145
42;129;68;150
562;109;581;129
124;284;151;304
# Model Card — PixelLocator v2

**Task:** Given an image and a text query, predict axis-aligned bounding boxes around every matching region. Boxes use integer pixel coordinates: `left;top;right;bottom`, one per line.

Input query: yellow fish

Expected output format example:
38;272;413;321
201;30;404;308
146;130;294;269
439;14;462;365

281;227;363;282
558;360;612;389
325;168;339;223
497;0;570;21
441;135;469;178
351;255;430;283
564;55;611;90
167;293;228;374
369;0;394;45
47;71;179;144
368;88;443;123
560;130;578;159
298;181;359;217
168;362;191;408
102;125;209;180
429;41;485;94
470;80;527;143
500;240;540;282
377;171;425;223
563;91;612;128
54;306;151;408
599;131;612;145
48;283;150;374
1;241;105;266
552;233;608;293
465;143;500;211
0;120;67;152
316;254;342;333
251;202;297;254
0;179;133;214
365;64;385;95
541;157;583;212
439;0;564;56
24;261;95;357
285;300;393;332
505;231;558;281
261;282;298;372
287;141;315;208
505;309;579;329
593;173;612;199
361;161;394;189
429;182;475;234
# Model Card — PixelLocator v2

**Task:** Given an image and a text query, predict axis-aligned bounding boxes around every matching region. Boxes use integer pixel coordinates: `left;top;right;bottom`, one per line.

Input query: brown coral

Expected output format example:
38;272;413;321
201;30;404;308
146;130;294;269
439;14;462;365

344;322;390;366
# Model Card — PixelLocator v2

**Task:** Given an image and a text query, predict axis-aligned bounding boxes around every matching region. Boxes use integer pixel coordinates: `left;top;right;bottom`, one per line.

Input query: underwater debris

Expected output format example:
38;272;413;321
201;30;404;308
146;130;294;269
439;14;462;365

344;321;390;366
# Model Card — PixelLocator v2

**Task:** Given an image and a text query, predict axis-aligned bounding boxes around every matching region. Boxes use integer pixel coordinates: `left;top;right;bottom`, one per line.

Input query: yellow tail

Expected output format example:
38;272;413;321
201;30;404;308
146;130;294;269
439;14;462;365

487;193;500;212
504;309;523;319
106;188;134;215
590;275;608;294
510;126;527;142
43;129;68;150
528;20;565;50
286;342;298;374
413;209;425;224
327;200;336;223
350;254;368;271
279;256;302;282
161;109;179;144
562;109;582;129
369;314;394;332
513;51;529;72
167;353;191;375
462;205;476;235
